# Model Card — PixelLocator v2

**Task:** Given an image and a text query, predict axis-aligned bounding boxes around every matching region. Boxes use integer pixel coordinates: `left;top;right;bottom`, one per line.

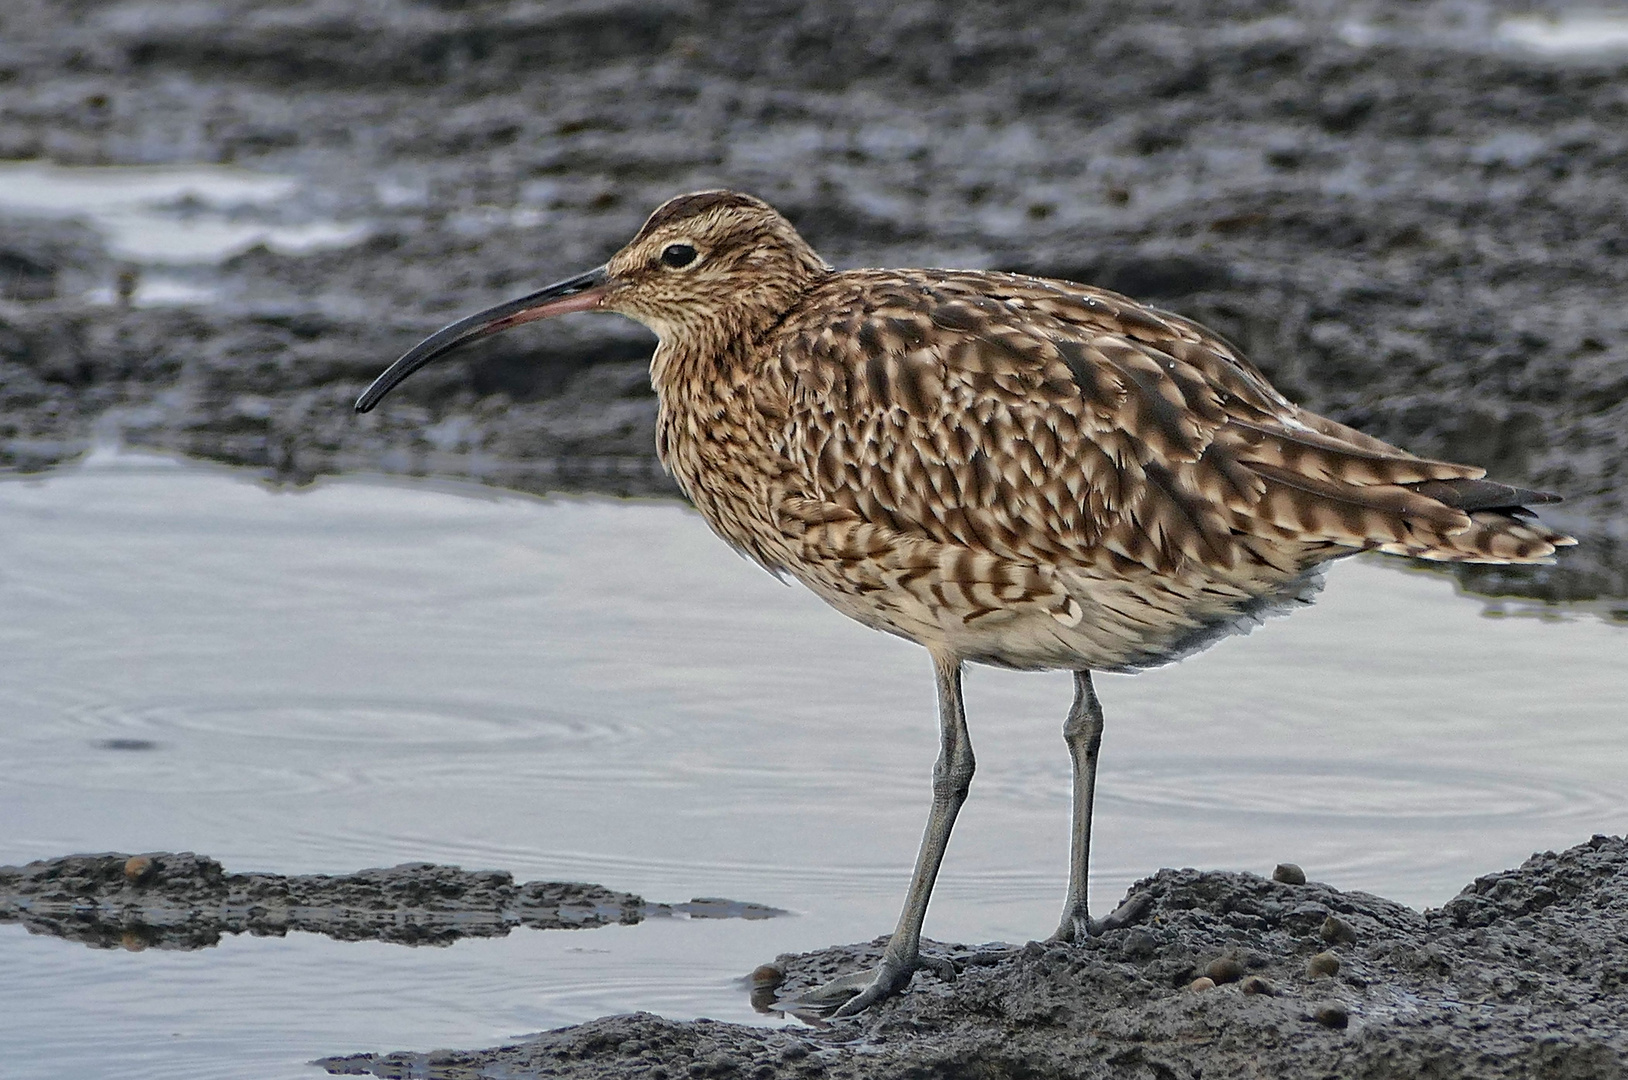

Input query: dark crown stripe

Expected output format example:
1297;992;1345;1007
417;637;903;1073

632;190;766;243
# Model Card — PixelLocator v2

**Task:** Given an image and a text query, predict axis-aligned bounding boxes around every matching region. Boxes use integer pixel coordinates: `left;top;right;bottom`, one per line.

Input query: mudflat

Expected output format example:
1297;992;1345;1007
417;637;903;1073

314;835;1628;1079
0;852;781;950
9;838;1626;1078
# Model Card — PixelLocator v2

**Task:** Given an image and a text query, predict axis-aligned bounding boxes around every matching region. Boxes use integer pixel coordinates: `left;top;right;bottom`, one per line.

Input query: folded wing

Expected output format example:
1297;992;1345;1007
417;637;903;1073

775;269;1573;578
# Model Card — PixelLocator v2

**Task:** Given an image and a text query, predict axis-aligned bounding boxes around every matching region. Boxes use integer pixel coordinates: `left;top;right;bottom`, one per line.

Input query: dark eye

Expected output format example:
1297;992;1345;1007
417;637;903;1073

660;243;699;269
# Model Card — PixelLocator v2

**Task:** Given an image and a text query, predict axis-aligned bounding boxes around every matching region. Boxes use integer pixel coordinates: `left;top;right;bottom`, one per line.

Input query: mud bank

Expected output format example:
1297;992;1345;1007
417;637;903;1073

1;0;1626;602
0;852;781;950
317;835;1628;1080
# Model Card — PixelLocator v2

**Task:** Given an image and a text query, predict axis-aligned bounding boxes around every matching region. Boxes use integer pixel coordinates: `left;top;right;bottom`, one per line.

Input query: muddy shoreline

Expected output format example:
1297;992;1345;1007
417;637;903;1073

3;0;1626;603
9;838;1627;1077
0;852;782;950
310;835;1628;1079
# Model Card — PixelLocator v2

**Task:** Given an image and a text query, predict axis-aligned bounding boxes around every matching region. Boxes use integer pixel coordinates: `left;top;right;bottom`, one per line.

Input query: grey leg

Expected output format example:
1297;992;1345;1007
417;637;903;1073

779;651;972;1017
1053;669;1104;943
1047;670;1152;942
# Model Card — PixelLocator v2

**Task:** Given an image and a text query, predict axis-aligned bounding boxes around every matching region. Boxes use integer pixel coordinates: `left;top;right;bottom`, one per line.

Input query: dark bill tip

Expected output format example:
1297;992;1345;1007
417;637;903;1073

354;265;612;414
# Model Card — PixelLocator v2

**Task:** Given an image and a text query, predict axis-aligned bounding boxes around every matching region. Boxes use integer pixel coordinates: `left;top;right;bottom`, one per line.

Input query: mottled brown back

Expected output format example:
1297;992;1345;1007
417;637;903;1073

772;269;1572;579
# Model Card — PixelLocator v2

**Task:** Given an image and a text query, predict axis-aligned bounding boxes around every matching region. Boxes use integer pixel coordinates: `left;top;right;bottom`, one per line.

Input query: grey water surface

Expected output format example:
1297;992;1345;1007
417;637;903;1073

1;450;1623;1080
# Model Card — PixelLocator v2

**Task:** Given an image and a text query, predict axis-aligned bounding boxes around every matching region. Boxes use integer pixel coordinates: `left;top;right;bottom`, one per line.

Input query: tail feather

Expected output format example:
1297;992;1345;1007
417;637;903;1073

1404;477;1563;514
1220;422;1575;565
1384;477;1575;564
1381;509;1577;563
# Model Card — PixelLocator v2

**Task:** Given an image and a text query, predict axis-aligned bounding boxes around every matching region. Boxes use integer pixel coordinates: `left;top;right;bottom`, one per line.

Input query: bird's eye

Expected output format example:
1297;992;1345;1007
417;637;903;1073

660;243;699;269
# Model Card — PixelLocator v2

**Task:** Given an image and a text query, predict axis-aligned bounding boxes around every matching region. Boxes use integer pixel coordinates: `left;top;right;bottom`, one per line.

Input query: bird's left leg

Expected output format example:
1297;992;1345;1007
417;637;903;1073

1051;669;1105;943
774;650;972;1017
1050;670;1150;943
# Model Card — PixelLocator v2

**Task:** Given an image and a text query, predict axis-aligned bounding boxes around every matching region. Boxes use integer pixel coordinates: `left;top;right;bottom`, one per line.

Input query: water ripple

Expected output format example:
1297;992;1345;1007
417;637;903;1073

1103;757;1619;825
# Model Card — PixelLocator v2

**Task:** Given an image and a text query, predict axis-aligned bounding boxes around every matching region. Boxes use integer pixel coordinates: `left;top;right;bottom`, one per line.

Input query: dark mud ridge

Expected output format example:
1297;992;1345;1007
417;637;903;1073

318;835;1628;1080
2;1;1627;606
0;852;781;950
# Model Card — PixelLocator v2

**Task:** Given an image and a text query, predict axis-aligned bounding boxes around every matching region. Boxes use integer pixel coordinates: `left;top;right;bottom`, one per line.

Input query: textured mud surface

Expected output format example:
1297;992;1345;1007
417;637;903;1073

317;835;1628;1080
0;852;781;950
2;0;1626;602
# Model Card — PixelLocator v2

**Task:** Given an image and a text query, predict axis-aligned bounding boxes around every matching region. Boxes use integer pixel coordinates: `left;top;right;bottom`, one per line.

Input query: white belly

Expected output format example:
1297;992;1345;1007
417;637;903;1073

791;559;1328;673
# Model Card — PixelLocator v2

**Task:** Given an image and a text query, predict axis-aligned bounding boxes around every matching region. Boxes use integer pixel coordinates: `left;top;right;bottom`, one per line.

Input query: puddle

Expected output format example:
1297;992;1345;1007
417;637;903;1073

1336;10;1628;57
1498;12;1628;54
81;270;227;309
0;161;369;270
1;451;1624;1079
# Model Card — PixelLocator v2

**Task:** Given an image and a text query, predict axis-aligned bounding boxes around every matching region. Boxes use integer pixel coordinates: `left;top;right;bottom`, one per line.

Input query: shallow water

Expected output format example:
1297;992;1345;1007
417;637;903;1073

1;451;1624;1079
1498;12;1628;55
0;161;368;299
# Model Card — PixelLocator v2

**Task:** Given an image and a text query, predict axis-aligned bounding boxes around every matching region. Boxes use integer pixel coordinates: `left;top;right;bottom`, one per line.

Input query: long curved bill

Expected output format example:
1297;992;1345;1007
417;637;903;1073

354;266;614;413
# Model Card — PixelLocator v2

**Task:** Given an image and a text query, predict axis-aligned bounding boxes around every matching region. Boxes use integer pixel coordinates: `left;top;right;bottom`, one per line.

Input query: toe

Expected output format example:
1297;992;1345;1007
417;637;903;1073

771;950;959;1018
771;969;875;1012
1090;890;1153;935
1047;913;1090;944
830;964;911;1017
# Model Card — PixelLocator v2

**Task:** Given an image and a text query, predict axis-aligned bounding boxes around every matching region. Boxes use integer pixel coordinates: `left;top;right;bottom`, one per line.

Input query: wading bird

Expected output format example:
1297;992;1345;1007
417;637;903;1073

356;191;1571;1016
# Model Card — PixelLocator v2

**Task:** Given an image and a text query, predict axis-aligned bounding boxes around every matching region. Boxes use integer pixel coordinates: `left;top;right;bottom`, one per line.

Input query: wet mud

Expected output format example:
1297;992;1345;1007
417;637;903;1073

318;835;1628;1080
0;852;782;950
2;0;1627;602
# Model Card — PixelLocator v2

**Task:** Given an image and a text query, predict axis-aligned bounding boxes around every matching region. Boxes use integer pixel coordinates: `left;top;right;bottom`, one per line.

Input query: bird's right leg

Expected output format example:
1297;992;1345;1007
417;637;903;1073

773;651;972;1017
1051;669;1149;943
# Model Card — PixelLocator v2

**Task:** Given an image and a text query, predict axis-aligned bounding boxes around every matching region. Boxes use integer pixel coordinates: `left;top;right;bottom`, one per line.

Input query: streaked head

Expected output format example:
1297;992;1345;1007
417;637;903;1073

354;190;828;413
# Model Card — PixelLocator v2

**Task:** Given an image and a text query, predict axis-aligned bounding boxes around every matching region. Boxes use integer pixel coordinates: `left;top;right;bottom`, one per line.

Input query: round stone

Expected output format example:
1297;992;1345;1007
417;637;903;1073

1273;863;1306;885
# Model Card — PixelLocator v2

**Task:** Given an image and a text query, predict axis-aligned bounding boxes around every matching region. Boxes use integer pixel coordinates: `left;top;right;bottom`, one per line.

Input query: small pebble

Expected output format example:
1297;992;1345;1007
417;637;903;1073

123;855;154;885
1241;975;1275;996
748;964;784;990
1188;976;1216;992
1307;951;1341;978
1204;956;1245;984
1273;862;1306;885
1314;1004;1350;1029
119;931;147;952
1320;915;1358;945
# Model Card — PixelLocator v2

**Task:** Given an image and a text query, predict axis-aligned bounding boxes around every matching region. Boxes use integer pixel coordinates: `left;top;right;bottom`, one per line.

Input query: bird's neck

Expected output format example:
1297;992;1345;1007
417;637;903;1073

649;329;795;573
645;269;822;421
650;330;772;479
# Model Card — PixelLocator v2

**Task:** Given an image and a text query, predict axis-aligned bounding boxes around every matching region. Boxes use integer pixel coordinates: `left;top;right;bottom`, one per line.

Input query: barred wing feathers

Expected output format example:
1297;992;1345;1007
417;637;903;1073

774;269;1571;589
